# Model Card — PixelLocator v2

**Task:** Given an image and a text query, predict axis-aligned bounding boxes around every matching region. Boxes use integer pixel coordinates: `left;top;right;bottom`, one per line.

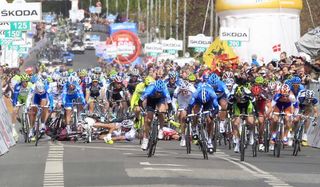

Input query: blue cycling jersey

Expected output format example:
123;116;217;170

291;84;305;97
211;80;230;98
62;82;86;107
189;83;219;111
140;84;171;103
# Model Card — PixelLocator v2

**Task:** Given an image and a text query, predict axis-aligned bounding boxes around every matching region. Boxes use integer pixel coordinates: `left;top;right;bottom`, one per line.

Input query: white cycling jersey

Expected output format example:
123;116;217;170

173;84;196;110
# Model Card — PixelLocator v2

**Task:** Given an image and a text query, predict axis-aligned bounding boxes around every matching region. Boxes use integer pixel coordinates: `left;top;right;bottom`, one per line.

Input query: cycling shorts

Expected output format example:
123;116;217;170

275;101;291;112
33;93;48;105
146;97;166;112
233;101;253;116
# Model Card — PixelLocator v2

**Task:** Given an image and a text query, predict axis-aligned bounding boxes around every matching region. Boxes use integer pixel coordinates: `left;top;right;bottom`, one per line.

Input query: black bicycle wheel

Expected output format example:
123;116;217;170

275;125;282;157
226;120;232;150
186;123;191;154
252;131;258;157
199;125;208;159
264;121;269;152
148;122;158;157
35;118;40;146
213;121;219;153
240;123;246;161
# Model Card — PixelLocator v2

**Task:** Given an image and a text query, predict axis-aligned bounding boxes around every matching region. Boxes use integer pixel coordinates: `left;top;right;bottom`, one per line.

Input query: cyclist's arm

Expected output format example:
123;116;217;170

12;84;20;106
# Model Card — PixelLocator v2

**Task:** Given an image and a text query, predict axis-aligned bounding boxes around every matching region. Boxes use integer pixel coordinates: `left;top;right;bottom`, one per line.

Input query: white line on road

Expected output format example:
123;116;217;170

143;167;192;172
43;142;64;187
214;150;293;187
140;162;185;167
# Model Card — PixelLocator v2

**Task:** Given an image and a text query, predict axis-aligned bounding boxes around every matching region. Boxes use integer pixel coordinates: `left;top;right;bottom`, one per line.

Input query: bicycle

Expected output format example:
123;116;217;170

272;112;292;158
16;103;30;143
30;105;48;146
264;119;271;152
239;113;258;161
46;109;65;141
292;114;315;156
187;109;211;160
147;110;166;158
92;97;107;122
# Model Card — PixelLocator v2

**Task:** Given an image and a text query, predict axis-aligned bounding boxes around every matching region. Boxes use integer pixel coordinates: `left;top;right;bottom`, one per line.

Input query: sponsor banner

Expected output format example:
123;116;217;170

161;38;183;51
0;2;42;22
0;22;10;31
106;30;142;64
109;23;138;35
144;43;163;53
188;34;212;48
220;27;250;42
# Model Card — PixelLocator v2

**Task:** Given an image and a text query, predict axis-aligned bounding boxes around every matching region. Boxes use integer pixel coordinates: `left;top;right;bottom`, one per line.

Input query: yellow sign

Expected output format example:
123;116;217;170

203;37;238;69
216;0;303;12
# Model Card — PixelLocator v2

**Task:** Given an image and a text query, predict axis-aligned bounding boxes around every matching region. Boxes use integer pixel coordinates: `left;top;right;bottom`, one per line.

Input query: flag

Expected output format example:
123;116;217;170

272;44;281;52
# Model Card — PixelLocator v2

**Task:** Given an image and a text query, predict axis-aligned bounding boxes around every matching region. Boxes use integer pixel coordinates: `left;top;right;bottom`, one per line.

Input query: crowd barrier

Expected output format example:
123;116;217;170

307;82;320;148
0;98;16;156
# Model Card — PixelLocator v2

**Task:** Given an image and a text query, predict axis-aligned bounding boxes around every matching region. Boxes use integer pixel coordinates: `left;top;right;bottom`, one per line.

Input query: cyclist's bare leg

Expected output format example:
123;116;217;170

179;110;187;135
40;99;48;124
143;111;154;139
219;99;228;121
157;103;167;129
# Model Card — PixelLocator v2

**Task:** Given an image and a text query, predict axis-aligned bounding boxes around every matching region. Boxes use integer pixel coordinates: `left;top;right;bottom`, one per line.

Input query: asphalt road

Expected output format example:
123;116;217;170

1;140;319;187
2;33;319;187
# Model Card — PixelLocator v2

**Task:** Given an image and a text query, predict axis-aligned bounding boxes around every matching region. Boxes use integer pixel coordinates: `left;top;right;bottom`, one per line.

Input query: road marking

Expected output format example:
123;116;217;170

140;162;185;167
214;150;293;187
43;142;64;187
143;167;192;172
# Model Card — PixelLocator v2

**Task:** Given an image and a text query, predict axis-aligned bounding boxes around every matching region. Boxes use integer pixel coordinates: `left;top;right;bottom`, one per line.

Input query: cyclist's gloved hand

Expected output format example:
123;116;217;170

211;108;219;117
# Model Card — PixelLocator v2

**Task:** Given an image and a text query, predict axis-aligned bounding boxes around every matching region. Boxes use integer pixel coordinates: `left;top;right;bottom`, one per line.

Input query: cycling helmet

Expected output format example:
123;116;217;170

47;76;53;83
109;69;118;77
155;79;166;92
130;68;139;76
284;79;293;88
291;76;301;84
58;78;65;86
200;88;209;103
121;120;134;128
25;67;33;75
222;71;234;80
168;71;177;79
114;75;123;83
305;90;315;99
268;82;277;91
68;76;78;85
41;72;48;79
79;69;88;77
208;73;220;85
251;85;262;96
255;76;264;85
35;81;45;93
235;86;246;97
144;76;155;86
188;73;196;82
20;73;30;82
179;80;189;90
225;78;234;86
52;73;61;81
91;74;99;82
202;73;210;82
68;68;74;74
94;66;102;74
280;84;291;95
61;71;69;77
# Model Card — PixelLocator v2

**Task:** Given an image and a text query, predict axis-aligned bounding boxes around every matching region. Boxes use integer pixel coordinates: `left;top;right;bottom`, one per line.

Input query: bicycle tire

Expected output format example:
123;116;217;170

186;123;191;154
293;124;303;156
275;125;282;157
199;124;208;159
147;122;158;157
22;113;29;143
240;123;246;161
226;119;232;150
213;120;219;153
35;118;40;146
252;131;258;157
264;121;270;152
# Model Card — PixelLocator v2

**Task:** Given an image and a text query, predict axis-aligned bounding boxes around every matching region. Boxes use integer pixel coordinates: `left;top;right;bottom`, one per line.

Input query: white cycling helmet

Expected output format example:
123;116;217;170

121;120;134;128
